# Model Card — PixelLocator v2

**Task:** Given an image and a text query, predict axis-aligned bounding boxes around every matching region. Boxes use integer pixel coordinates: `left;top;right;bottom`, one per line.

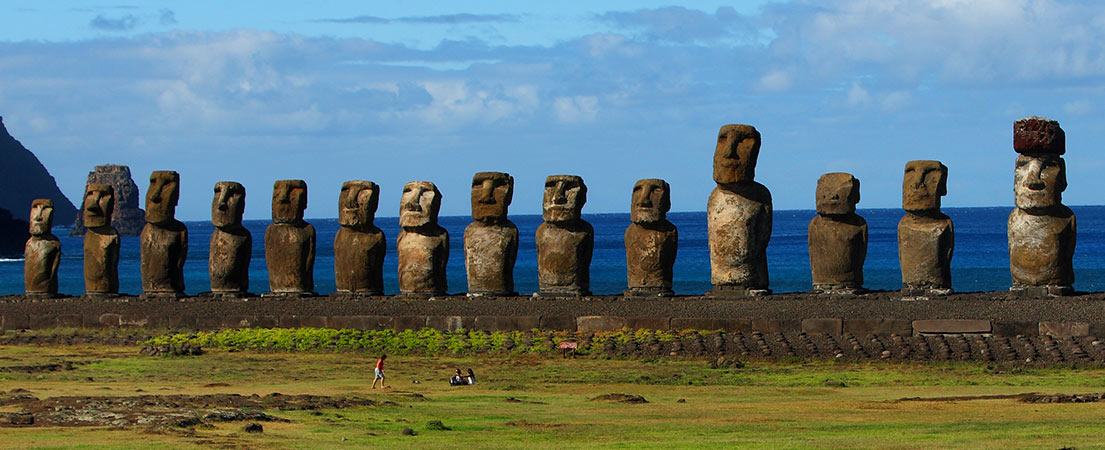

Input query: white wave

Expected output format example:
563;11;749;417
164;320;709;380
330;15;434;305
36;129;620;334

0;258;24;262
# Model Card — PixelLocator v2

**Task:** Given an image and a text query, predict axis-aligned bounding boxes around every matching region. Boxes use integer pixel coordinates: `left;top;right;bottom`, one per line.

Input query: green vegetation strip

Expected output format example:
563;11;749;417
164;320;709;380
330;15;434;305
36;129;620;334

142;327;693;355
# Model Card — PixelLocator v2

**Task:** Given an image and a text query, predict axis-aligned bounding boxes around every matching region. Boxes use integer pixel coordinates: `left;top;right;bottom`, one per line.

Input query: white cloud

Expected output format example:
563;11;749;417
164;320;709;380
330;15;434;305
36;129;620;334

553;96;599;123
846;81;869;107
1064;99;1092;115
756;69;791;92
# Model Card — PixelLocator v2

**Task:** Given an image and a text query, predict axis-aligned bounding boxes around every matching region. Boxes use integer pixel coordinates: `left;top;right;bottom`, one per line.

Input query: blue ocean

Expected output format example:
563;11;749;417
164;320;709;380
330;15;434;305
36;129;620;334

4;206;1105;296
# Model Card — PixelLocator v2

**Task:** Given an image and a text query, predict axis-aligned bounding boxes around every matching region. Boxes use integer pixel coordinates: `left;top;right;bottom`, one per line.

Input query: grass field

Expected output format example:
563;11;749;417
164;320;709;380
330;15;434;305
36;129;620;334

2;344;1105;449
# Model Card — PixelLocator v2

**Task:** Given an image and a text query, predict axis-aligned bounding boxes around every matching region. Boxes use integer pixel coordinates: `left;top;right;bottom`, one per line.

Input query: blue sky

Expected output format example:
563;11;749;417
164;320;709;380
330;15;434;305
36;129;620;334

2;0;1103;220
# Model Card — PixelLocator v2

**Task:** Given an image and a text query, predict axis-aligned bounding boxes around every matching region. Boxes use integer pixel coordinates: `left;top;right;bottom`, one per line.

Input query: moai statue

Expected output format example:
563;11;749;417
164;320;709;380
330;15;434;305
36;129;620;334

536;175;593;296
140;171;188;297
464;172;518;297
625;179;678;297
397;181;448;296
707;124;772;297
334;180;386;295
1008;116;1075;296
24;199;61;297
209;182;251;296
808;173;867;294
265;180;315;295
82;184;120;297
898;161;954;297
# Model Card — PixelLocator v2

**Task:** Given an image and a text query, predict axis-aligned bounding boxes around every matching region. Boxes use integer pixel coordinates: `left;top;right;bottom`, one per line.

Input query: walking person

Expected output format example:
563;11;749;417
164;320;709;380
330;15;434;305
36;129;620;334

371;354;387;389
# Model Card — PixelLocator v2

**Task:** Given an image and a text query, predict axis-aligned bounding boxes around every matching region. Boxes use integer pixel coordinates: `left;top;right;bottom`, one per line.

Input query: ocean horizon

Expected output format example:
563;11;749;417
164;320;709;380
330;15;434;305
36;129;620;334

5;205;1105;297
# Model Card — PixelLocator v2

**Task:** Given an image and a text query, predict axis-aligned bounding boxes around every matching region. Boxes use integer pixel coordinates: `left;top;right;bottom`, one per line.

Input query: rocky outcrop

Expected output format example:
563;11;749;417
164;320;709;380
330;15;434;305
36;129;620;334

0;207;30;259
70;165;145;236
0;116;77;225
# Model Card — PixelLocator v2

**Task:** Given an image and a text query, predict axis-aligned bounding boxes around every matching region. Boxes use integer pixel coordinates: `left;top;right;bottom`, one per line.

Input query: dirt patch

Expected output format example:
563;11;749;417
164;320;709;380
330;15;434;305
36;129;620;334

504;397;546;404
589;393;648;404
895;392;1105;403
0;361;81;373
0;390;382;428
505;420;566;429
201;383;231;387
895;393;1034;402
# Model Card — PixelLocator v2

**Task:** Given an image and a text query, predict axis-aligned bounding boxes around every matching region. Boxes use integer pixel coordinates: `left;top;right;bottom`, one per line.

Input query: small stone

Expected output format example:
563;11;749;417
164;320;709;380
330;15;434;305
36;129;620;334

676;399;686;403
400;427;416;436
243;423;263;433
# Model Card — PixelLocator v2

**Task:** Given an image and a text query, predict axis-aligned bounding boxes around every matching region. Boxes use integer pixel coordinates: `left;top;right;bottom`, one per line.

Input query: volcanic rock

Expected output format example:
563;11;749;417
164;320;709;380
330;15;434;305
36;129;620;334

71;165;145;236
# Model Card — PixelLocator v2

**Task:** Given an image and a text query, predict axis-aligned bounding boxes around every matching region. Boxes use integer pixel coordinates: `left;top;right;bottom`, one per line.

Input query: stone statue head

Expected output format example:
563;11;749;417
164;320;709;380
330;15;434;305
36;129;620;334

272;179;308;224
29;198;54;236
543;175;587;223
471;172;513;223
399;181;441;228
713;124;761;185
816;172;860;216
1014;154;1066;211
631;178;670;224
902;160;947;212
1012;116;1066;212
212;181;246;228
145;171;180;225
83;183;115;228
339;180;380;228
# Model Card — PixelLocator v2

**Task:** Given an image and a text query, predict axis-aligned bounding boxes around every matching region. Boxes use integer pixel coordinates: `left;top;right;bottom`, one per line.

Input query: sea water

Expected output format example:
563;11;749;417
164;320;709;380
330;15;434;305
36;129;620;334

4;206;1105;296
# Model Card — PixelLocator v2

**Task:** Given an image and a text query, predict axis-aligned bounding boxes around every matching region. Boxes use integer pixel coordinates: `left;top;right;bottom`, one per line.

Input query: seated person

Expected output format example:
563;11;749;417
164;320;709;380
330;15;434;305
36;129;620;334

449;369;465;386
465;368;476;385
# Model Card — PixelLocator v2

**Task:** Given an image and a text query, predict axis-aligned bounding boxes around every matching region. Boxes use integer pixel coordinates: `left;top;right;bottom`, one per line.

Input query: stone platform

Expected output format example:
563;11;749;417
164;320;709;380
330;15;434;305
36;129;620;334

2;291;1105;338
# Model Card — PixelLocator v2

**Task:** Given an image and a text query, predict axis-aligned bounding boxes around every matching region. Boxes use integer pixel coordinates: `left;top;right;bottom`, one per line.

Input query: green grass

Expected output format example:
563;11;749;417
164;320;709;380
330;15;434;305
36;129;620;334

2;344;1105;448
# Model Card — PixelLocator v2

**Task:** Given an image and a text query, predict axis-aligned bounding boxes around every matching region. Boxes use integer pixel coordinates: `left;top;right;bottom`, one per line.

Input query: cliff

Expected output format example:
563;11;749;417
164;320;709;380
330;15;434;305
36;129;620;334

0;207;30;259
0;116;78;224
70;165;146;237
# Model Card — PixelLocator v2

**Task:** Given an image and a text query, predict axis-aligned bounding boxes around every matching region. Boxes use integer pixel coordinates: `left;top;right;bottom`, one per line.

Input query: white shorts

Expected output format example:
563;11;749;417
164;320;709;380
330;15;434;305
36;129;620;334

374;368;384;379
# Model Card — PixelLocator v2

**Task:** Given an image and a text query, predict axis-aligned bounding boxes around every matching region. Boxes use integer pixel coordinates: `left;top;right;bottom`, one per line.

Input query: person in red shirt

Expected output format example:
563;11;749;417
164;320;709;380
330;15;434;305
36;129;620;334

371;354;387;389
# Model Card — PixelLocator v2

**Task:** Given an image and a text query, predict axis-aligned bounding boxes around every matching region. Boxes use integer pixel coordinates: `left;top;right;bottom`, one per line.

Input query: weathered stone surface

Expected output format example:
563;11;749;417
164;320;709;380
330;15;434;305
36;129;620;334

82;184;120;295
394;316;428;331
1014;116;1065;155
670;318;750;331
474;316;540;332
397;181;448;295
576;316;626;333
1039;321;1089;338
843;319;912;336
71;165;145;236
801;318;843;335
991;321;1037;337
335;181;385;294
1008;117;1075;293
625;316;671;330
625;179;677;296
912;319;991;335
539;315;577;331
465;172;518;296
708;124;772;296
265;180;315;294
898;161;954;293
210;182;251;294
427;316;470;332
140;171;187;295
809;173;866;293
750;319;800;333
537;175;593;296
24;199;60;296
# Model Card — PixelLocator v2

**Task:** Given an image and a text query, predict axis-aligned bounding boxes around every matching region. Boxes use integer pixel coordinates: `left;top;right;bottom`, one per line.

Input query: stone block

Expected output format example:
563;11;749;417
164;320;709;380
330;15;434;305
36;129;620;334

843;319;912;336
252;316;279;328
2;314;29;330
992;321;1037;337
163;315;198;330
197;316;223;330
427;316;470;332
912;319;990;335
670;318;750;331
474;316;540;332
1091;323;1105;339
626;317;670;330
299;316;328;328
538;315;576;331
801;318;842;335
576;316;627;333
29;315;57;329
1039;321;1089;338
97;313;122;327
278;315;300;328
751;319;800;333
220;315;252;329
394;316;428;331
57;315;81;328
